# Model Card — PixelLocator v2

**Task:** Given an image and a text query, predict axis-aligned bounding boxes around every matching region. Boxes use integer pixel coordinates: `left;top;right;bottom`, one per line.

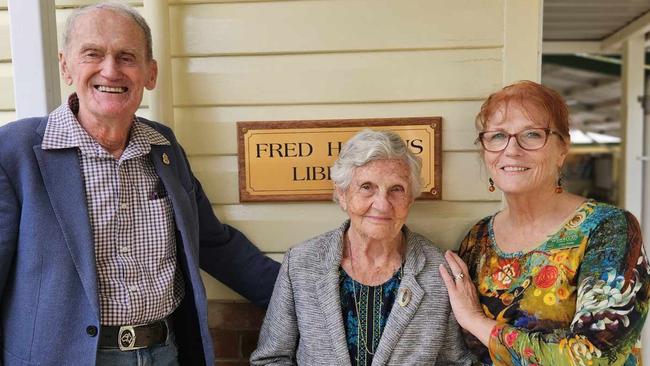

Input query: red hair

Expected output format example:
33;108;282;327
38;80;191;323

476;80;570;142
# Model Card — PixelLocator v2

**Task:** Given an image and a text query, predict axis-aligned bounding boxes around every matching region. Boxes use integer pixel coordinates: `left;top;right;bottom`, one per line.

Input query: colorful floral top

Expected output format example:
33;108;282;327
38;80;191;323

459;200;650;366
339;267;401;366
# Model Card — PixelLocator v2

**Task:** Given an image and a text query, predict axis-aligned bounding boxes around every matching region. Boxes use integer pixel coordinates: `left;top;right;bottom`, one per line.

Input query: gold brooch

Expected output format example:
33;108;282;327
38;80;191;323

566;212;586;229
397;288;412;307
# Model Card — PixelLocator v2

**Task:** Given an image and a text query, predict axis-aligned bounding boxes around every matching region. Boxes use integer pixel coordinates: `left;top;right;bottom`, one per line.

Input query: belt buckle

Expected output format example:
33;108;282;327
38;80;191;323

118;325;146;351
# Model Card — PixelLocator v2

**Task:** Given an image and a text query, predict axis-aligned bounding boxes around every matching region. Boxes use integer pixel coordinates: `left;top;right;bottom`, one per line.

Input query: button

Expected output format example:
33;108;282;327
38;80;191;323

128;285;138;292
120;203;128;210
86;325;98;337
120;246;130;253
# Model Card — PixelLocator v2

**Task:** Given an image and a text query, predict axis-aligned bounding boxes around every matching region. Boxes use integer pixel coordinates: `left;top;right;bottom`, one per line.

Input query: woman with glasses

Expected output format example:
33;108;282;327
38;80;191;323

440;80;649;365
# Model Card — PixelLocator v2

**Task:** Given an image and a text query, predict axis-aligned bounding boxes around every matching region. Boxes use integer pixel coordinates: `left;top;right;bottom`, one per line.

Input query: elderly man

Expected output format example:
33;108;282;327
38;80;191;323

0;3;279;366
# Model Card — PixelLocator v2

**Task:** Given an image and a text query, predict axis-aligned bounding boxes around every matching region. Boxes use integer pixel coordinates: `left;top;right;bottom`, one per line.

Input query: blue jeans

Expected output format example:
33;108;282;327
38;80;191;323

96;329;179;366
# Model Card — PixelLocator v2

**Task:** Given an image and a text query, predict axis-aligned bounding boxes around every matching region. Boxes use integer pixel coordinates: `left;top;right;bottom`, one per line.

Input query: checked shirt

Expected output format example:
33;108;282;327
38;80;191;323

41;94;184;325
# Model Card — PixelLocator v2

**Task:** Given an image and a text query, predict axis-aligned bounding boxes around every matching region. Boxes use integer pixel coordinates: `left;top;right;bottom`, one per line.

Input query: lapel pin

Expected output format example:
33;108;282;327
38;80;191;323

162;153;170;165
397;288;412;307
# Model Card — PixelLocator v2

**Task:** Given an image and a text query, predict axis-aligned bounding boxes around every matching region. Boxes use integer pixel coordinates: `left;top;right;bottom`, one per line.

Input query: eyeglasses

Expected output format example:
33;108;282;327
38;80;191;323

477;128;563;152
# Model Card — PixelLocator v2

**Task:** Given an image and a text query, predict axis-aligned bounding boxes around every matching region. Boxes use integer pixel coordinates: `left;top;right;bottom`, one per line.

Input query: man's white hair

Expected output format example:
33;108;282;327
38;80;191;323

62;2;153;60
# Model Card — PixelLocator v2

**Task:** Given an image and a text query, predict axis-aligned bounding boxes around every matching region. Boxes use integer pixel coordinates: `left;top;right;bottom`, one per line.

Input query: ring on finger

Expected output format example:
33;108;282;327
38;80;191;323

454;272;465;281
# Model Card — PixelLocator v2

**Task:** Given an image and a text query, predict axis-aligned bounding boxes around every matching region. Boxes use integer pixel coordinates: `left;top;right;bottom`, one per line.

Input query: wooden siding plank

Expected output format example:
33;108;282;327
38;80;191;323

174;101;483;155
188;151;495;205
0;62;13;109
442;151;494;201
169;0;503;56
0;110;15;126
172;49;502;106
190;155;242;204
0;11;9;61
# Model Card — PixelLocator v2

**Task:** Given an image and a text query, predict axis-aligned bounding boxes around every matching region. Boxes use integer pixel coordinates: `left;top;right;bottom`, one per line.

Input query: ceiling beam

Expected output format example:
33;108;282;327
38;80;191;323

581;121;621;132
563;79;620;99
570;99;620;115
543;55;621;76
601;10;650;51
542;41;613;55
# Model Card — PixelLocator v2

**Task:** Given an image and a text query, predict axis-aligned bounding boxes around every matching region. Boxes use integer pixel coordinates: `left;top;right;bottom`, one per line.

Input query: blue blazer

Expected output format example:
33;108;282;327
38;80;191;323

0;116;280;366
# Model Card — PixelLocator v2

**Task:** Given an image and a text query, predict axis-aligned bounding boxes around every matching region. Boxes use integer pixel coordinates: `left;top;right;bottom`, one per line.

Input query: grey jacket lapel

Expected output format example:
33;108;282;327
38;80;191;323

315;225;352;366
372;230;426;366
33;145;99;314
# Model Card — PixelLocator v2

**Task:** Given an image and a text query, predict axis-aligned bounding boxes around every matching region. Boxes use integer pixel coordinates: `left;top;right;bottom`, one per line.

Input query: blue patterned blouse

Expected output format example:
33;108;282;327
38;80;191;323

339;267;402;366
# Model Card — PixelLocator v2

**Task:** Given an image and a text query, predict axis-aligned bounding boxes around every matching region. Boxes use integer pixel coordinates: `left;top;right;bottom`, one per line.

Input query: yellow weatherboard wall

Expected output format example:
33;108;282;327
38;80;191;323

0;0;542;300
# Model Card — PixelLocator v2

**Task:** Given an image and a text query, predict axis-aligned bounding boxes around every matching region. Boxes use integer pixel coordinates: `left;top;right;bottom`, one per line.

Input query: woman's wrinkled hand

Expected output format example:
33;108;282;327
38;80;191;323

439;250;495;346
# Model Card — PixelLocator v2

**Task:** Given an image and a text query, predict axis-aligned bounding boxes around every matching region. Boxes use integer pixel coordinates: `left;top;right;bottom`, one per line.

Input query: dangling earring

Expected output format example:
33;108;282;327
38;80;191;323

555;175;563;194
488;178;495;192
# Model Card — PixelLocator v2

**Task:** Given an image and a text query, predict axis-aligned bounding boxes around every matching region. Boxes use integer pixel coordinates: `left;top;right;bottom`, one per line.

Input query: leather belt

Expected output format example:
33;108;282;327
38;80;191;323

99;319;169;351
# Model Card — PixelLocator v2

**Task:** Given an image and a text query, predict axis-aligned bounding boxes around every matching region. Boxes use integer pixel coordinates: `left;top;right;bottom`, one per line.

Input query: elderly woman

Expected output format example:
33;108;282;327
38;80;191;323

251;129;471;365
440;80;650;365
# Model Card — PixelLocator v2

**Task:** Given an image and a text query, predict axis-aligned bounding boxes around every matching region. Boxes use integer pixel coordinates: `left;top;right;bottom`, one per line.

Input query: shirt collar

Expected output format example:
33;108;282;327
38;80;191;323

42;93;170;158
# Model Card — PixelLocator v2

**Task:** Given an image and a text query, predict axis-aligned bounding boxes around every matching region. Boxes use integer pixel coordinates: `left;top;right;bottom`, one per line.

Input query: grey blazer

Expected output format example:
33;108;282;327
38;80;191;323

251;221;472;365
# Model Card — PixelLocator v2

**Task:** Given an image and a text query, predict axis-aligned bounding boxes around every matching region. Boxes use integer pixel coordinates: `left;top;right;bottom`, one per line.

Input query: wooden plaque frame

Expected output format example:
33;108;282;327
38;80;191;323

237;117;442;202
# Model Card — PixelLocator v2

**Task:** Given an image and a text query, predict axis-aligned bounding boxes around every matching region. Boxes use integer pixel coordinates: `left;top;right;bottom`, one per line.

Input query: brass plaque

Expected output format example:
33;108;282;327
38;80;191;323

237;117;442;202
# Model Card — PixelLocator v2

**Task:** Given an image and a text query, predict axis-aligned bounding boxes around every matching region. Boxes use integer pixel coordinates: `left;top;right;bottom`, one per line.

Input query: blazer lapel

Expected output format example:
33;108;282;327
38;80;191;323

150;145;198;259
150;145;192;241
372;231;426;366
34;146;99;314
315;225;352;366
